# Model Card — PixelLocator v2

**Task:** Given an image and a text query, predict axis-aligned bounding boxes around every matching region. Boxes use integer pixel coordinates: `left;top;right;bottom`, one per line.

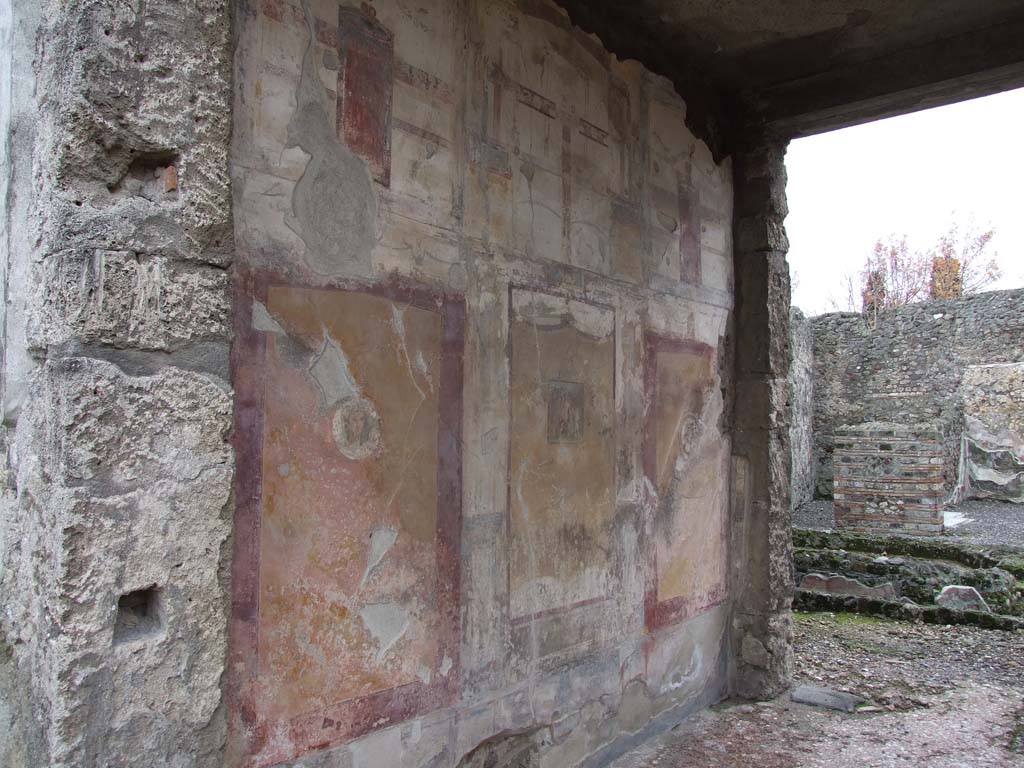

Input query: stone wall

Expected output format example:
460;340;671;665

0;1;235;766
789;308;814;507
227;0;736;766
809;289;1024;499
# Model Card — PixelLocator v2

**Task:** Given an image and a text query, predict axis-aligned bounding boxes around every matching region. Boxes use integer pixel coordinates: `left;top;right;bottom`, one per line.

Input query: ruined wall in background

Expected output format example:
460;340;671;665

789;308;813;508
0;1;235;766
808;289;1024;499
230;0;735;765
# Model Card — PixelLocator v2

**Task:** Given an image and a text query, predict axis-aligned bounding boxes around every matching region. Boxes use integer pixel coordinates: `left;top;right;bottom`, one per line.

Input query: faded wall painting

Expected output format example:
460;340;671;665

508;289;616;658
336;6;394;185
231;275;464;767
643;333;728;630
234;0;732;296
231;0;735;763
647;96;704;287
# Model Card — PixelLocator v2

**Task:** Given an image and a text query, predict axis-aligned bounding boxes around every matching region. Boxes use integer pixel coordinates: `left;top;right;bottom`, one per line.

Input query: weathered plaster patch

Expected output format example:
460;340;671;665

360;603;410;663
252;299;287;335
284;0;377;277
309;334;362;406
361;526;399;587
511;290;615;339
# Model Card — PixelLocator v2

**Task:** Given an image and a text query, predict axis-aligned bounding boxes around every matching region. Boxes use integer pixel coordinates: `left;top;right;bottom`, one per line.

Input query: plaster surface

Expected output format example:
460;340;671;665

962;363;1024;503
229;0;736;765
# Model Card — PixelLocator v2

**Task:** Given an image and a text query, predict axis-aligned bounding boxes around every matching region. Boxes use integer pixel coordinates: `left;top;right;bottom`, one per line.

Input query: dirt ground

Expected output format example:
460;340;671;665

612;612;1024;767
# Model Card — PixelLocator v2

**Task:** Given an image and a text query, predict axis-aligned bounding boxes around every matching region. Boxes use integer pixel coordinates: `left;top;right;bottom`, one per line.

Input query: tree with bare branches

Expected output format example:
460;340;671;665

928;221;1002;298
861;235;932;310
831;220;1003;316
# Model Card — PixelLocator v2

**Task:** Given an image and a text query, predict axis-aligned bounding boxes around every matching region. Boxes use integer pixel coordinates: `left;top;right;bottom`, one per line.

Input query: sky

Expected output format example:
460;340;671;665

785;87;1024;316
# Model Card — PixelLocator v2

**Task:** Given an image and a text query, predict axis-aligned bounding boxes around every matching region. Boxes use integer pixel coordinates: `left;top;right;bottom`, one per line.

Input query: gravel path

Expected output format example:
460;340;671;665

612;612;1024;768
795;499;1024;547
951;500;1024;547
794;500;836;531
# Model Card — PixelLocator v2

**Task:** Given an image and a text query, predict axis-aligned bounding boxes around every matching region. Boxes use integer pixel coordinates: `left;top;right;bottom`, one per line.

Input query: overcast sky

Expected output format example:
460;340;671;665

785;87;1024;316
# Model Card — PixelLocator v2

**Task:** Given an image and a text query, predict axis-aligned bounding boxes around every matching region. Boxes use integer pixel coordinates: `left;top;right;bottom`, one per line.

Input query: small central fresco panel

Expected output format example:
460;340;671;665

644;334;728;630
508;289;616;623
253;285;458;739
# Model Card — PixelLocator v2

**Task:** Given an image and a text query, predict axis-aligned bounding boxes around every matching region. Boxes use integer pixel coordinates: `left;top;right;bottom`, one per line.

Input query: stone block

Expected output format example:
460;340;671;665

734;251;791;377
30;249;229;352
39;357;232;491
734;377;773;432
736;214;789;253
740;634;769;668
935;585;991;613
38;1;233;260
800;573;897;601
2;358;232;766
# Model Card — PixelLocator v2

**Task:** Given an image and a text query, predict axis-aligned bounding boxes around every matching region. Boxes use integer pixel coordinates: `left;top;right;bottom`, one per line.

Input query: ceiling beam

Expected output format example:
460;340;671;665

748;14;1024;138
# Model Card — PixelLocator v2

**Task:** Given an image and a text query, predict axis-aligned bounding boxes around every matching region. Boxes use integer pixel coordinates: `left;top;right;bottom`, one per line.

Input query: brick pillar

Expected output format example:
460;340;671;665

833;423;946;535
728;131;794;699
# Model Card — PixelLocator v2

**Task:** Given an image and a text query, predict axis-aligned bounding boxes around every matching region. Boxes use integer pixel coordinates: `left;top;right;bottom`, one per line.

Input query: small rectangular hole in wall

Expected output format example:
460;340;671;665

113;586;163;645
106;150;180;200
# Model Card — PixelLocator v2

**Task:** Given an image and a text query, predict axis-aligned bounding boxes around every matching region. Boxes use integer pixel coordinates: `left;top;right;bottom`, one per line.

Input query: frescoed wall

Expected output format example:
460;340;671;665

230;0;734;764
231;277;463;763
508;290;616;661
643;334;729;630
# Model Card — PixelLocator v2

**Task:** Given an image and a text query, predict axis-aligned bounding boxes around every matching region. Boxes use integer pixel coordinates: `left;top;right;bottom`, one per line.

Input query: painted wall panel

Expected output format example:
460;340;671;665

643;334;728;630
231;276;463;766
508;289;616;626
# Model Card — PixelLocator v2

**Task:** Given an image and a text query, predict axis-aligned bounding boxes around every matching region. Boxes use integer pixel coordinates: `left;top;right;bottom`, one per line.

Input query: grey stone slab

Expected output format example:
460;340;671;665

791;685;866;713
